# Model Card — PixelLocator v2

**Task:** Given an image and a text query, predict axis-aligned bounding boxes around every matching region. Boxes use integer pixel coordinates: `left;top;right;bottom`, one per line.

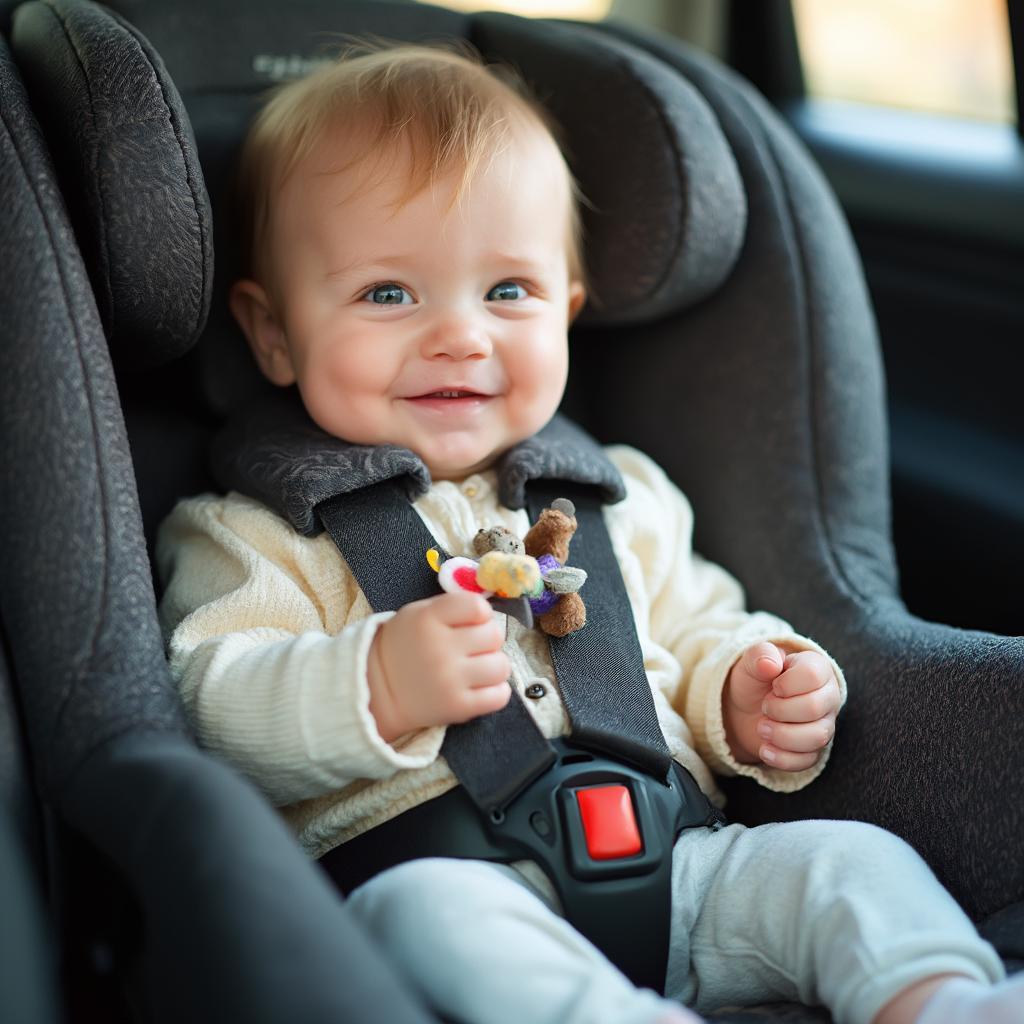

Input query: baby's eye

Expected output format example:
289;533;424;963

486;281;527;302
363;283;413;305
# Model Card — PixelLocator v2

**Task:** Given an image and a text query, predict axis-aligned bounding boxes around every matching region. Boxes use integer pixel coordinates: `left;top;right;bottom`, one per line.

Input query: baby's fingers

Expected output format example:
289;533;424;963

755;745;822;772
772;650;833;698
457;681;512;721
763;674;840;723
464;650;512;691
757;716;835;756
454;657;511;721
454;619;506;657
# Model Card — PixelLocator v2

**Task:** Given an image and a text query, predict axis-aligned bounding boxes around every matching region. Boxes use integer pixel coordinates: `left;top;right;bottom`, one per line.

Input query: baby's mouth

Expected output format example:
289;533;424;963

403;389;494;414
407;389;491;401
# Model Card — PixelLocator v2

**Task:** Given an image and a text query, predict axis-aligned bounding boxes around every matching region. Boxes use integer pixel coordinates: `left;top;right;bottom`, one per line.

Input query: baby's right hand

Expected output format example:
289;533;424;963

368;592;511;743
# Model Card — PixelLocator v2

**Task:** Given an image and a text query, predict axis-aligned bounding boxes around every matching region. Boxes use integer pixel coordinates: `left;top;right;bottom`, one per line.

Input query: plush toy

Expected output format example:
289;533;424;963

429;502;588;637
426;546;538;627
522;498;588;637
472;525;525;557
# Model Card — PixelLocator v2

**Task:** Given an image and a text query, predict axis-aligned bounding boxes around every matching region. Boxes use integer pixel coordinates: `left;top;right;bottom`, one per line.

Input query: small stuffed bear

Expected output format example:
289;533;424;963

523;498;587;637
472;525;525;558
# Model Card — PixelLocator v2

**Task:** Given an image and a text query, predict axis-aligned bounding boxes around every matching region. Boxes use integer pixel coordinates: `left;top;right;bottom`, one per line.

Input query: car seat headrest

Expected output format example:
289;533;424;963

10;0;213;371
12;0;745;376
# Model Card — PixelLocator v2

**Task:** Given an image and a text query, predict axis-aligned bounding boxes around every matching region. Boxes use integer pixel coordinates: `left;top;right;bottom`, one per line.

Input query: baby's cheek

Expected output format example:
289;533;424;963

512;339;567;419
297;364;376;442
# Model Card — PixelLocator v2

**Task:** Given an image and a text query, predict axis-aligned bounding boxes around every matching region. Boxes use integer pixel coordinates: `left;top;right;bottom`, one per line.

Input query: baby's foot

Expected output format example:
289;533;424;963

917;971;1024;1024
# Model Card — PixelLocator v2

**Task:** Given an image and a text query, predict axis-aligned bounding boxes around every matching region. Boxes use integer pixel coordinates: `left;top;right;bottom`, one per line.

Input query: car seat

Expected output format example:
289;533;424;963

3;0;1022;1020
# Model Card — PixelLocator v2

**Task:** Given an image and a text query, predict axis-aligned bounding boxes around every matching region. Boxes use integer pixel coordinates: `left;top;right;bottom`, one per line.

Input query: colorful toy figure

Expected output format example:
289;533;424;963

427;498;588;637
522;498;587;637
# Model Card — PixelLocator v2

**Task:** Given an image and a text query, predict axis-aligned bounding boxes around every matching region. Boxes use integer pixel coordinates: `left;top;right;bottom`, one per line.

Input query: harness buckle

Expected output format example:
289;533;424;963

553;773;668;880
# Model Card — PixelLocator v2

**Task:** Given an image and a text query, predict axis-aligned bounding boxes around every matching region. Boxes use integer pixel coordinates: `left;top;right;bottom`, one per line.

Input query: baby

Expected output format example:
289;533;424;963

157;43;1020;1024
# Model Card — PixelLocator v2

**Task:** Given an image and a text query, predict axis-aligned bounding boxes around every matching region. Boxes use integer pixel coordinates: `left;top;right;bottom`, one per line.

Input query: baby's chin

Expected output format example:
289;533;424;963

424;453;500;483
420;441;514;483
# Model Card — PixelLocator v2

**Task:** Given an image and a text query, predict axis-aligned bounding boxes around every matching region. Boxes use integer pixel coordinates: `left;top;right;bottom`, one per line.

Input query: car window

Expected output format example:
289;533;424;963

792;0;1016;123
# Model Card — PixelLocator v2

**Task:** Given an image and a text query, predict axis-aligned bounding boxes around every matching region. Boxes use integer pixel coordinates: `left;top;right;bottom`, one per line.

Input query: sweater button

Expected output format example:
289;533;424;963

525;682;547;700
461;475;488;499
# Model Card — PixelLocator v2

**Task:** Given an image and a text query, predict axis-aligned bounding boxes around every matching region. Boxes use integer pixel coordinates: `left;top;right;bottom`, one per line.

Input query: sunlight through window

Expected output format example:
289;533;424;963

793;0;1015;122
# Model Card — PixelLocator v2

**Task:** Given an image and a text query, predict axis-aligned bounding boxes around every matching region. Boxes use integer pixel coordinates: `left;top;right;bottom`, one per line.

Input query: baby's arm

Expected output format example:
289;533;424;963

606;446;847;792
157;494;463;804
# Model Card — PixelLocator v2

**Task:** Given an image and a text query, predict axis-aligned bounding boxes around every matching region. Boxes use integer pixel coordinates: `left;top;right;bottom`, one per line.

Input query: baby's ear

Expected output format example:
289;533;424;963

228;279;296;386
567;280;586;324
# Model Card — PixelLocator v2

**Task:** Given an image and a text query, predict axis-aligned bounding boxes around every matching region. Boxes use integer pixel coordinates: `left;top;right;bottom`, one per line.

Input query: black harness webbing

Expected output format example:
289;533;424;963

316;476;724;993
525;482;673;781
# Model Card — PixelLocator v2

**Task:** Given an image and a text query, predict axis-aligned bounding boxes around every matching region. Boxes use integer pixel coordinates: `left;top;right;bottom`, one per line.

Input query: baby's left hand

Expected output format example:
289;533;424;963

723;643;841;772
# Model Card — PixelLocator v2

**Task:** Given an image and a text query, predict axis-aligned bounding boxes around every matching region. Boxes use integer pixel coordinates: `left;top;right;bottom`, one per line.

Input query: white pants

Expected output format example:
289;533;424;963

346;820;1004;1024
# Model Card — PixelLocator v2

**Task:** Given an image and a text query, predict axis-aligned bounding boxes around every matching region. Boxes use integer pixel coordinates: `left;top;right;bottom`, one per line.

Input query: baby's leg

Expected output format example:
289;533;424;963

346;857;697;1024
664;820;1005;1024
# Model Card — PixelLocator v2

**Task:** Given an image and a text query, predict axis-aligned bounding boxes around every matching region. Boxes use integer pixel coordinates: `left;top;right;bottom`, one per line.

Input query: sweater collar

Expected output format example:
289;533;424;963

211;387;626;537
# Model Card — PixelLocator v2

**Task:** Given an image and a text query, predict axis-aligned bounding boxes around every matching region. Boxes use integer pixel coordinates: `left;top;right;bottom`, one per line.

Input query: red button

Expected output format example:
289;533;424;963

575;785;643;860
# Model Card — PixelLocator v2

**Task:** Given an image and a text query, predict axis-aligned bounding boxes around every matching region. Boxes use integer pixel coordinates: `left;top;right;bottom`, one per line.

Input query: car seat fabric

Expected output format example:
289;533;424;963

0;23;438;1024
8;0;212;371
5;0;1021;1020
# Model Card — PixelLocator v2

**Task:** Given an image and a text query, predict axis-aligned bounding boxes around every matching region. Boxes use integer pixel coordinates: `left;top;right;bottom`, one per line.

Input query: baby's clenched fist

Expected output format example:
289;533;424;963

368;591;511;743
724;642;840;772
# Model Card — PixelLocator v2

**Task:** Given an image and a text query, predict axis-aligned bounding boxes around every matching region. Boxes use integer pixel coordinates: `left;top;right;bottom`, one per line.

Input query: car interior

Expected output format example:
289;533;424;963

0;1;1021;1021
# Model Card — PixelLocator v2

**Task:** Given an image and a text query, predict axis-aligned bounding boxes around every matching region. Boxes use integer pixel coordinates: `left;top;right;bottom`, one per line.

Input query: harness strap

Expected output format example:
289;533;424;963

526;483;672;780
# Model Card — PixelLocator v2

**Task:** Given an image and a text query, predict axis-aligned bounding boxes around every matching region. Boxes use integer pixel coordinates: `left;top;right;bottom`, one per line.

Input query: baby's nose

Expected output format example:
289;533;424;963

420;313;492;360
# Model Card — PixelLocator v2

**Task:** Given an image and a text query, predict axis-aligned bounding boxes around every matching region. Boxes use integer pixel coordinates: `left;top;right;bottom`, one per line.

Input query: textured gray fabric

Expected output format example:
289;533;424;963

103;0;473;94
582;22;1024;923
495;414;627;509
210;388;625;536
11;0;212;370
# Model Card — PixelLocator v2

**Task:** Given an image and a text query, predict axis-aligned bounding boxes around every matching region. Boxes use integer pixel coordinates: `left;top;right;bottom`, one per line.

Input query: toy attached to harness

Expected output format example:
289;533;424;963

426;498;589;636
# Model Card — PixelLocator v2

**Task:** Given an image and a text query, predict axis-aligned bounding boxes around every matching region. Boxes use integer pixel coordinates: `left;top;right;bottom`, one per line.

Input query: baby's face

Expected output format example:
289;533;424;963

239;127;584;480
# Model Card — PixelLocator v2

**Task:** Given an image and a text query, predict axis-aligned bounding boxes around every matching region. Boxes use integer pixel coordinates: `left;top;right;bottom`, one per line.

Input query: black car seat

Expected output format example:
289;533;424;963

3;0;1022;1020
0;621;62;1024
0;18;438;1024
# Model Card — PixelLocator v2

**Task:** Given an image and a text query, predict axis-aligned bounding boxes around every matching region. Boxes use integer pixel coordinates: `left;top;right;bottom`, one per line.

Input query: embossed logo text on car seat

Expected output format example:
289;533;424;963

252;54;333;81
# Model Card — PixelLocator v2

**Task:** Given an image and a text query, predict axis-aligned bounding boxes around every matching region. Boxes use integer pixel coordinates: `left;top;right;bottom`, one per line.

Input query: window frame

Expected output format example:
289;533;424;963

726;0;1024;250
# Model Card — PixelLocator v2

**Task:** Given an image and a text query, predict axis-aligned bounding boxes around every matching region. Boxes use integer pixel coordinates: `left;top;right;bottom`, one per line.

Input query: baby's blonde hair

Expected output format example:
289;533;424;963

237;41;585;285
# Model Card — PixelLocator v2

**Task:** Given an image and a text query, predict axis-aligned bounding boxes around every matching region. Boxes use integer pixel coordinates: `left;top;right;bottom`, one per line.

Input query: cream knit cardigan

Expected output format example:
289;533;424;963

157;445;846;860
